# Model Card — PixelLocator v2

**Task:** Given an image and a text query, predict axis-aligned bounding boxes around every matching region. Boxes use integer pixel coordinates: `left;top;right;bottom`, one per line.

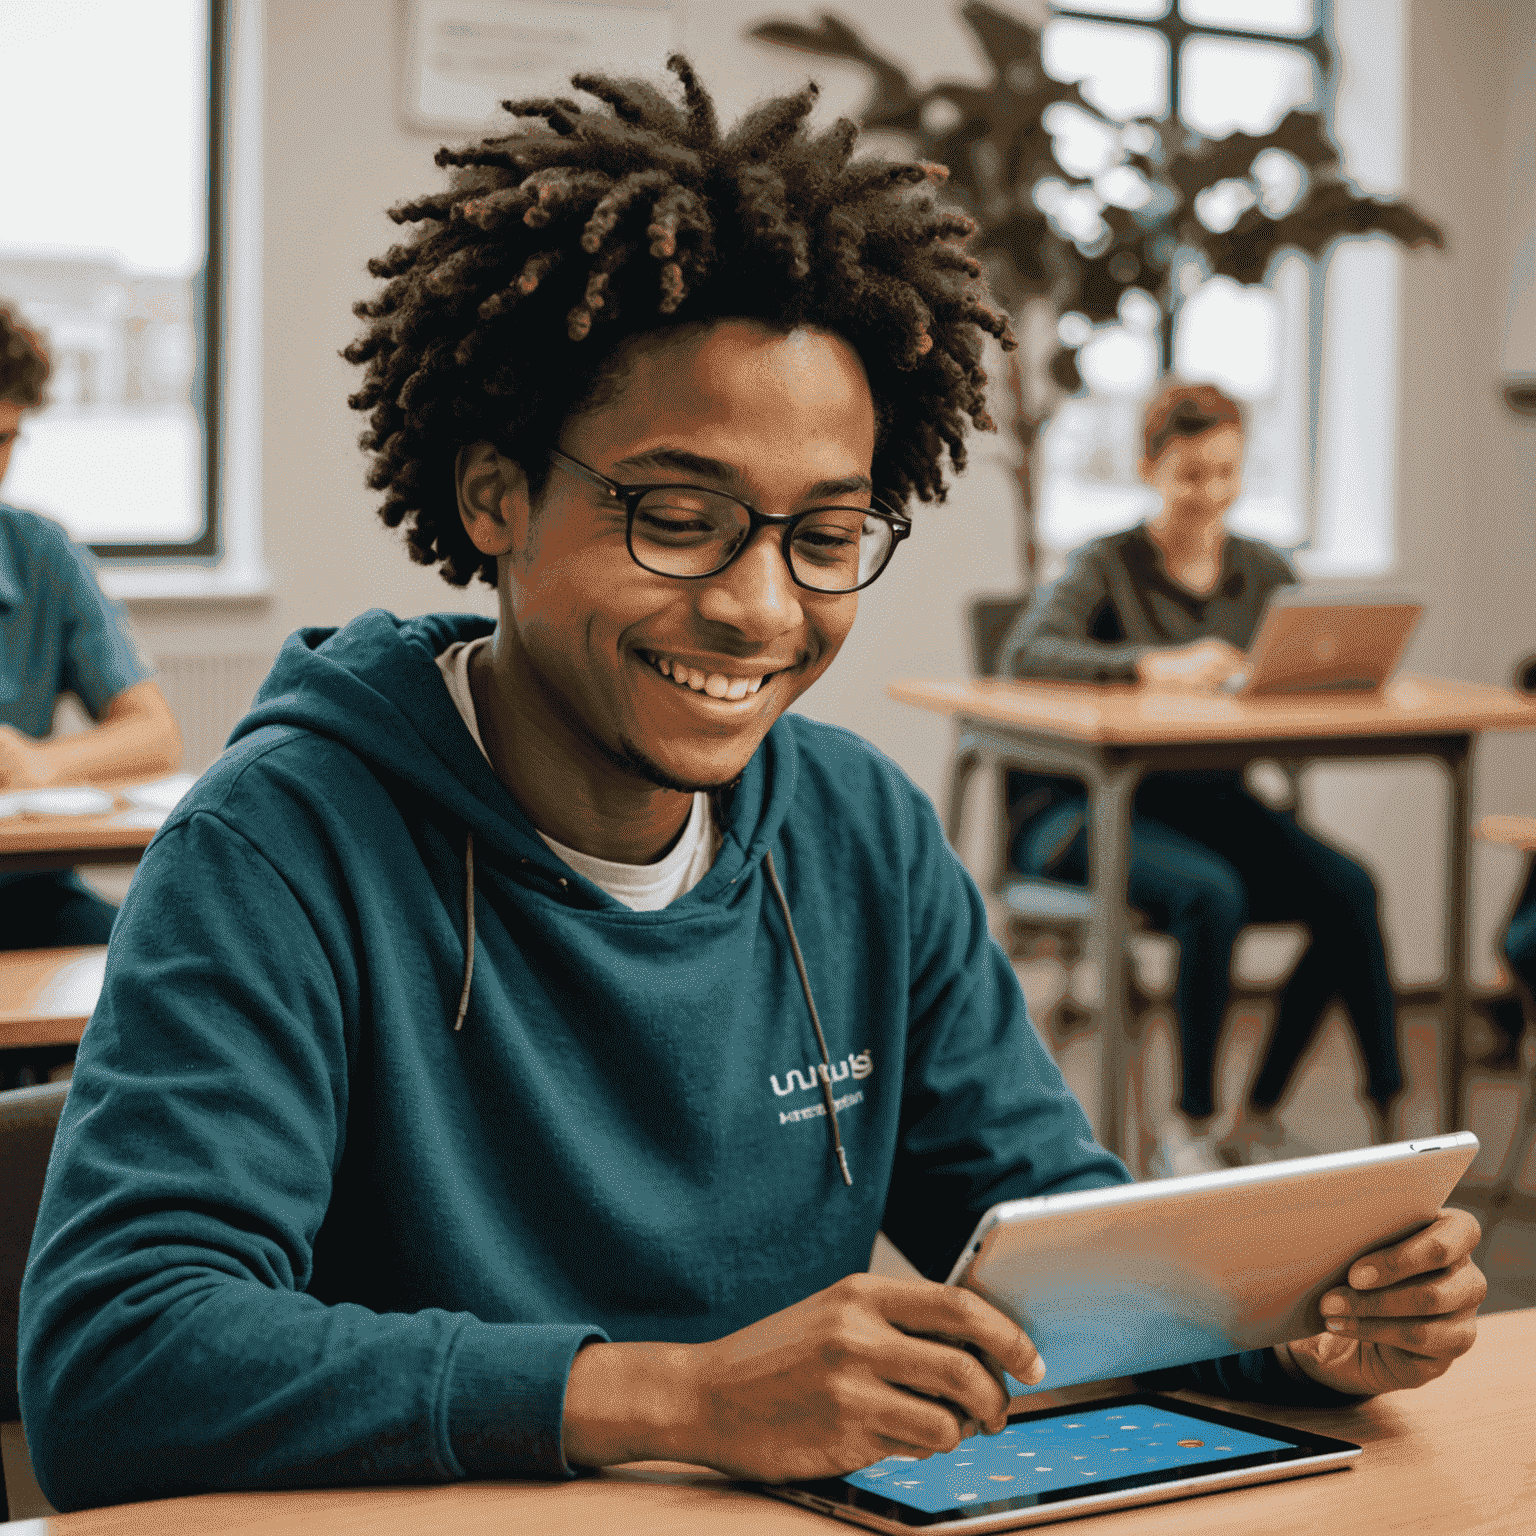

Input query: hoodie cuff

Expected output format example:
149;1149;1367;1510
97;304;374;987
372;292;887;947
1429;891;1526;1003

445;1320;611;1480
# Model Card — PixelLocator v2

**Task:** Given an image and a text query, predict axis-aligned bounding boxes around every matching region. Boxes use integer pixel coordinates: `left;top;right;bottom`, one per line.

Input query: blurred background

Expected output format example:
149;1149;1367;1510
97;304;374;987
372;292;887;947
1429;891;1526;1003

0;0;1531;1289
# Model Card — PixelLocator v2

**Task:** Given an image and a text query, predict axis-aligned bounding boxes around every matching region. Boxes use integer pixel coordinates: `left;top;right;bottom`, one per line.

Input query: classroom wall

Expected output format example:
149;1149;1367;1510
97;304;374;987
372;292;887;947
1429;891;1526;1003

1303;0;1536;984
121;0;1535;983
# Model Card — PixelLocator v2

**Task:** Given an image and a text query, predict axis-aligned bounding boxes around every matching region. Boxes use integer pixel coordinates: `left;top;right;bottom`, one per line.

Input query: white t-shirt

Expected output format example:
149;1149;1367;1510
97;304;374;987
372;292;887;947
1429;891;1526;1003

436;637;718;911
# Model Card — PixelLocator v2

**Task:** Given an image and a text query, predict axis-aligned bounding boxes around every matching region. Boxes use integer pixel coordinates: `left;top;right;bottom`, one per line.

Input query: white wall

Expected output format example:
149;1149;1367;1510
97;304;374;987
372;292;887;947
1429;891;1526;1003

1301;0;1536;983
122;0;1534;979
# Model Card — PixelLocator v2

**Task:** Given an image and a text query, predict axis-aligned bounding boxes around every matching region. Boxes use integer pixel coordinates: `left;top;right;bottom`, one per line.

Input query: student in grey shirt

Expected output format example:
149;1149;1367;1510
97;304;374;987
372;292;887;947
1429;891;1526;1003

999;382;1402;1177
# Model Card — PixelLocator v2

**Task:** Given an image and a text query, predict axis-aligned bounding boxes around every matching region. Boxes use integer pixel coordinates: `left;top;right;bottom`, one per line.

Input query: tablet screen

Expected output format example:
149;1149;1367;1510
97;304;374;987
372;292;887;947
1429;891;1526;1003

840;1402;1294;1515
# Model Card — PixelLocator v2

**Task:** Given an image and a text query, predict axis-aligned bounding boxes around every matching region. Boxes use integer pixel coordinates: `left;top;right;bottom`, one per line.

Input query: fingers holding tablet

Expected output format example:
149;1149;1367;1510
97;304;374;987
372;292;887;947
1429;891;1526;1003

1284;1207;1486;1396
586;1273;1048;1482
881;1276;1048;1393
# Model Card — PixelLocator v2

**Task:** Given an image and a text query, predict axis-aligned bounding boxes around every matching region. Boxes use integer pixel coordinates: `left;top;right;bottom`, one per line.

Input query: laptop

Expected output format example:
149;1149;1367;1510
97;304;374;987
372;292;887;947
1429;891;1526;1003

1220;586;1423;697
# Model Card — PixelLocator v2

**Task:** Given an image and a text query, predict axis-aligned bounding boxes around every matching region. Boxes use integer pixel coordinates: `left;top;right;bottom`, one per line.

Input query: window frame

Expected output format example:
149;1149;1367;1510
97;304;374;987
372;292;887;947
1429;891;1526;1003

78;0;225;565
1041;0;1336;563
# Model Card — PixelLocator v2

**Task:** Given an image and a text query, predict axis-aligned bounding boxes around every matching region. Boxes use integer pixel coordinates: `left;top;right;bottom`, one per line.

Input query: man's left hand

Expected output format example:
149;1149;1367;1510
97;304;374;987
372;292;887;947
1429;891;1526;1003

1279;1206;1485;1397
0;725;54;790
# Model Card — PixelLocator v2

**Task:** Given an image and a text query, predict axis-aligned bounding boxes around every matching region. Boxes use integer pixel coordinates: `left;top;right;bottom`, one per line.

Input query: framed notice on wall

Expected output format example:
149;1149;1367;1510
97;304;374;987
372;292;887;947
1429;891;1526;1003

401;0;678;135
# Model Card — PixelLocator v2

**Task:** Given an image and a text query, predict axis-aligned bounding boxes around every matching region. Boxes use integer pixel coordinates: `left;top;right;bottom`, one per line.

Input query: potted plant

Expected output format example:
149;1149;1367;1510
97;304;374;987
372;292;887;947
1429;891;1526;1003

750;2;1442;591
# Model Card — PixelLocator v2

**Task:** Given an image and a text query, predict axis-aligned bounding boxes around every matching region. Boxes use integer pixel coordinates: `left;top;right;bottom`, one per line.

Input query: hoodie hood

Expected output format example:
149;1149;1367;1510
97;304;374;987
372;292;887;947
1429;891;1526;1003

228;608;797;908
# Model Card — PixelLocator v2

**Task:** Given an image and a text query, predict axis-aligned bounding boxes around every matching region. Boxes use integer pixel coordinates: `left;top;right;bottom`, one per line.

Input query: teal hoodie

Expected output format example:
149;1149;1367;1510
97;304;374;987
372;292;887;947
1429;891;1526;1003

18;611;1339;1512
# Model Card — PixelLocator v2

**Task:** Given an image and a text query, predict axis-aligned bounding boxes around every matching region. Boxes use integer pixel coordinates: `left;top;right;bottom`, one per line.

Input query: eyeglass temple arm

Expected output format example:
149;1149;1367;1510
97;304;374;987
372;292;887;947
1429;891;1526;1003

548;448;619;498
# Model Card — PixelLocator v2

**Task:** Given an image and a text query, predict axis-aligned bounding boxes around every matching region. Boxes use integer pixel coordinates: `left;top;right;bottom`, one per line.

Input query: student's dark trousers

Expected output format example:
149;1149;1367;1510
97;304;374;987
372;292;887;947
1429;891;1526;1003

0;871;118;950
1013;776;1403;1120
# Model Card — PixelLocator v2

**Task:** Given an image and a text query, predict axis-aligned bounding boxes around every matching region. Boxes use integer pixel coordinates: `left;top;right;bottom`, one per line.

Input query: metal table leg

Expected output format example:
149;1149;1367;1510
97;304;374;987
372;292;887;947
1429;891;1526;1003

944;727;980;848
1442;737;1473;1132
1084;758;1140;1161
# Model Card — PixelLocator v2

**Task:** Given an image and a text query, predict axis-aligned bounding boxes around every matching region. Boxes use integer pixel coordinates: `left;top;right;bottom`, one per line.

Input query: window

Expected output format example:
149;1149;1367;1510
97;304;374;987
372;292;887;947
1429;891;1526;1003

0;0;221;561
1037;0;1331;561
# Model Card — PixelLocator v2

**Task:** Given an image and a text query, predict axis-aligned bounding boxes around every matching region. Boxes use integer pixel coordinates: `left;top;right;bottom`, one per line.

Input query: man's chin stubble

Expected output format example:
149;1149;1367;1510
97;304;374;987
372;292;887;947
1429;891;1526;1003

613;735;742;795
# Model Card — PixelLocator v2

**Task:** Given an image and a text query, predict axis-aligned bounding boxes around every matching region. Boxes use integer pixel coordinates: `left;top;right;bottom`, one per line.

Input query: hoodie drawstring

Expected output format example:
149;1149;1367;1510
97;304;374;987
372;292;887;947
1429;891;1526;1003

449;831;852;1189
764;848;854;1188
454;833;476;1032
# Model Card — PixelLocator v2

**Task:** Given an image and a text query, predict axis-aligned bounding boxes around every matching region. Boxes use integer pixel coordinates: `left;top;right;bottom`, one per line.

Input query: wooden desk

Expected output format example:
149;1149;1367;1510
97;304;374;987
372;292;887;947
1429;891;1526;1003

0;786;170;874
0;815;156;875
888;674;1536;1158
0;948;106;1049
7;1307;1530;1535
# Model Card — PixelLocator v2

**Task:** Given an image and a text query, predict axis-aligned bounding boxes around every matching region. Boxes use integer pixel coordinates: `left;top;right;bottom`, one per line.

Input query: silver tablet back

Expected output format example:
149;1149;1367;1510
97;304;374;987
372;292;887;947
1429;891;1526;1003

946;1134;1478;1395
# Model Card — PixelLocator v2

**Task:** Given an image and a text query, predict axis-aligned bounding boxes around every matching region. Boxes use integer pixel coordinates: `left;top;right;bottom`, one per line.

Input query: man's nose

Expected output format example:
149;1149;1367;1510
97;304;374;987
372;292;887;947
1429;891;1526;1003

694;525;801;633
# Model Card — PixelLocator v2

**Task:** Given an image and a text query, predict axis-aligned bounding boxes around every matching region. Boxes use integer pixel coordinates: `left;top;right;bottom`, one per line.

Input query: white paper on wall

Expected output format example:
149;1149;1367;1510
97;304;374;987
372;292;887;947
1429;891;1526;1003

402;0;678;134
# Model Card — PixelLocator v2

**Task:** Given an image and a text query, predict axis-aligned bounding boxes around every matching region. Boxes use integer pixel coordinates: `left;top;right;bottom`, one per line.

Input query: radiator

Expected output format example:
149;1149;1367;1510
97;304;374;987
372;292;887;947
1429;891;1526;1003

152;653;276;775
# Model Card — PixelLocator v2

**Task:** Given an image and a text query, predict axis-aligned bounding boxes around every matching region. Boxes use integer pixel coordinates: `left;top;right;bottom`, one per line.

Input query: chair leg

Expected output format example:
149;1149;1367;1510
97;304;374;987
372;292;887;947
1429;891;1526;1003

944;748;980;849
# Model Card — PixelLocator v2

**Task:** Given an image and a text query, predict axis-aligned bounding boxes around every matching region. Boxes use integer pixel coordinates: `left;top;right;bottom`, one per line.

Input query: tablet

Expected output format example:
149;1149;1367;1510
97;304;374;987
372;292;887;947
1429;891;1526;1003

945;1132;1478;1396
758;1393;1361;1532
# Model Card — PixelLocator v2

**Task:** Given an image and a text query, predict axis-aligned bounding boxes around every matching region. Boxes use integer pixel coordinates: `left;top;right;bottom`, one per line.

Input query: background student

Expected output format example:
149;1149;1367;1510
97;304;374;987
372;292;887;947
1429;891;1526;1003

999;381;1403;1177
0;302;182;954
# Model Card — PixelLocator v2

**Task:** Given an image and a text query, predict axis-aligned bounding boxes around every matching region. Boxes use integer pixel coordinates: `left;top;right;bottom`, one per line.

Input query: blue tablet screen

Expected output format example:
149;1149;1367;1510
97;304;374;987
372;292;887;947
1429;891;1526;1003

841;1404;1294;1515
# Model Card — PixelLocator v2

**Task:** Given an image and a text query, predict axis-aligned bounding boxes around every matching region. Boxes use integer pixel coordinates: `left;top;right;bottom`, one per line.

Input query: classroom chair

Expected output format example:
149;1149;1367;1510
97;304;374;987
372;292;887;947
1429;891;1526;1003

945;595;1113;1028
0;1078;71;1523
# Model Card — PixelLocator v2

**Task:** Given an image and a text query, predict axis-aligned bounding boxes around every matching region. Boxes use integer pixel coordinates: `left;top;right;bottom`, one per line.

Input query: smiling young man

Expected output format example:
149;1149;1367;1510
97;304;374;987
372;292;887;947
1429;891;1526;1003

19;61;1484;1513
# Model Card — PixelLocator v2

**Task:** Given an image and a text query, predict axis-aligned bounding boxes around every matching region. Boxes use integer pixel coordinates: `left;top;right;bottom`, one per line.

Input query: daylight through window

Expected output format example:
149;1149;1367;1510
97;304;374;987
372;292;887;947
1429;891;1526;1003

1038;0;1326;557
0;0;217;559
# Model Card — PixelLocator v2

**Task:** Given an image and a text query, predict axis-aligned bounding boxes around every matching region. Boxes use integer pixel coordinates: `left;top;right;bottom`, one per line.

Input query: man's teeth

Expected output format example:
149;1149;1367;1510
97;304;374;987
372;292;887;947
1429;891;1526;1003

648;653;766;699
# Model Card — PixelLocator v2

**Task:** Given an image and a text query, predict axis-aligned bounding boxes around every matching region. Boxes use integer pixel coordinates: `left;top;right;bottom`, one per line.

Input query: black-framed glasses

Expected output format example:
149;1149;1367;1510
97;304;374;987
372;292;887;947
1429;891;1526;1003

548;448;911;595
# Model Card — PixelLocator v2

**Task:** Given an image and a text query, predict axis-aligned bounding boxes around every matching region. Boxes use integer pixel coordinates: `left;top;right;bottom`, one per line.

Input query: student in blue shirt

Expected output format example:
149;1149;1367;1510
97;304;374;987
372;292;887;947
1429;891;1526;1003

0;303;182;953
19;63;1484;1513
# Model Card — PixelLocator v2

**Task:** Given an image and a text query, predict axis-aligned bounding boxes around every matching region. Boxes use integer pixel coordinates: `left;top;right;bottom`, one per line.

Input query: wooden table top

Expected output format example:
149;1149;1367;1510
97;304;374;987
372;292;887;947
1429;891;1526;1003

886;674;1536;746
0;946;106;1048
9;1307;1530;1536
1477;814;1536;851
0;780;171;870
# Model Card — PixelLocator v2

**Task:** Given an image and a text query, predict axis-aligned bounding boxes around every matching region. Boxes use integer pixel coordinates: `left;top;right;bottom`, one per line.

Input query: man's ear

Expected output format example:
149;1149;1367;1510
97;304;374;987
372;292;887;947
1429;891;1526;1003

455;442;528;557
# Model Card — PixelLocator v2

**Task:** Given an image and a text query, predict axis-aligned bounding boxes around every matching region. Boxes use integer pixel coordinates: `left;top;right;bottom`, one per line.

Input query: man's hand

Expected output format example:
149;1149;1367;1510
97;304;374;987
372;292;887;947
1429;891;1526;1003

1136;638;1245;692
0;724;54;790
561;1273;1045;1481
1278;1207;1485;1397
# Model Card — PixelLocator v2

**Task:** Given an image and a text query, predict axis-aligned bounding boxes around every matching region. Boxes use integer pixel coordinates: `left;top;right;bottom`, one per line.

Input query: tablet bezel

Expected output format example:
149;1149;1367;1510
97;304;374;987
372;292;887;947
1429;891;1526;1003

759;1393;1361;1531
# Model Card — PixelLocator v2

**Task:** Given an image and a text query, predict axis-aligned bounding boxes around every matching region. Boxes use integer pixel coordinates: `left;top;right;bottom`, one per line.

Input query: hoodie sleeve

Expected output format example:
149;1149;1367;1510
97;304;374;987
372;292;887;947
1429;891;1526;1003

880;784;1131;1280
18;808;607;1513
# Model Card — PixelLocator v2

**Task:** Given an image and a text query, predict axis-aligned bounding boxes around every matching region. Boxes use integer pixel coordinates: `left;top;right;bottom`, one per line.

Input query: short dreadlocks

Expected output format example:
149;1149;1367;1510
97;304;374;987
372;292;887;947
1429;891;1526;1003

0;304;49;408
344;56;1014;587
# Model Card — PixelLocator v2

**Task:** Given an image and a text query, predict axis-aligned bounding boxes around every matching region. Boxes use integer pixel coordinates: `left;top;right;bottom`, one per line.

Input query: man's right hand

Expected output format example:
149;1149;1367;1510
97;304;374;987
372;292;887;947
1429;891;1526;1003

560;1272;1045;1481
1136;638;1246;692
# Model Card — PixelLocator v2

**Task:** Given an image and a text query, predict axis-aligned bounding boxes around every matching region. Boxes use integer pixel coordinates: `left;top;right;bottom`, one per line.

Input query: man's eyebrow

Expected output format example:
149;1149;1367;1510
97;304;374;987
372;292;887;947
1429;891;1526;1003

610;448;873;502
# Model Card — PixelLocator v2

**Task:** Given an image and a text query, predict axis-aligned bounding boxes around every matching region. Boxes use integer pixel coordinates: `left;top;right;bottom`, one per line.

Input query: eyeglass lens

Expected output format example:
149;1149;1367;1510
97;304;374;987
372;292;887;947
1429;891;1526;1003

630;488;893;592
